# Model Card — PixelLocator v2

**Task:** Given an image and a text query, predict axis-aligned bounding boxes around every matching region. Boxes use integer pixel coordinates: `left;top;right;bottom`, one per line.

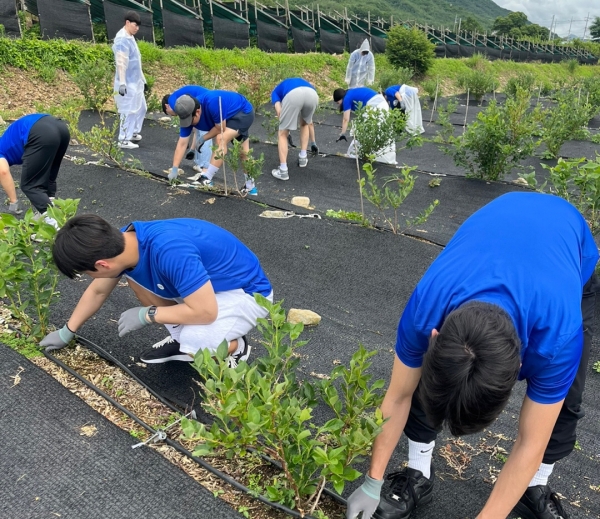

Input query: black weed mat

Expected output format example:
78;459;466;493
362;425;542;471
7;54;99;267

39;161;600;518
0;344;243;519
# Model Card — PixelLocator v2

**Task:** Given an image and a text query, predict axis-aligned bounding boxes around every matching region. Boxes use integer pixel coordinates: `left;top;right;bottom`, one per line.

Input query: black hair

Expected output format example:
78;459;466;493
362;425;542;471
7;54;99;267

333;88;347;103
419;301;521;436
53;215;125;279
161;94;171;115
124;10;142;25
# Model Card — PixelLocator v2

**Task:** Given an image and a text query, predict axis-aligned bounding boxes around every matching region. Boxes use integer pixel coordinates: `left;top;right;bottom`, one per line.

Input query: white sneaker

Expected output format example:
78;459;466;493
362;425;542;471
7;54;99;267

131;133;142;142
118;140;139;149
272;167;289;181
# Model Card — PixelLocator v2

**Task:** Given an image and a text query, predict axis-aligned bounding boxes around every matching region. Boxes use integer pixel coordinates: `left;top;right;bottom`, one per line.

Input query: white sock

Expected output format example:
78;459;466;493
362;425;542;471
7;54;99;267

206;164;219;179
529;462;554;487
280;163;288;171
299;150;307;158
165;324;182;342
407;439;435;479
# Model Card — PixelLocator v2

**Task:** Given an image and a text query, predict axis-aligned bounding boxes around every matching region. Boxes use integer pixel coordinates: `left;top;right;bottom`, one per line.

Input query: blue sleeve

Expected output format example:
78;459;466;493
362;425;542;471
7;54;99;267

179;126;193;138
342;94;353;112
207;98;223;125
526;328;583;405
155;240;210;299
271;83;284;104
395;289;430;368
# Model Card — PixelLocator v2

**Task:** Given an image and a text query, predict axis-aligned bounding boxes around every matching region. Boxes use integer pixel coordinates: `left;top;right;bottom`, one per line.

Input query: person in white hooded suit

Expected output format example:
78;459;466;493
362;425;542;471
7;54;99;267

345;39;376;89
384;84;425;135
112;10;147;149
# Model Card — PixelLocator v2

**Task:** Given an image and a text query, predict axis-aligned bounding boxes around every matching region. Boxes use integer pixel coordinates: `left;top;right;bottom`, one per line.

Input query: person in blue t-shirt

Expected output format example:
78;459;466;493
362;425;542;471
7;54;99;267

172;91;257;195
346;193;599;519
270;78;319;181
39;214;273;366
161;86;213;183
332;87;397;164
0;113;70;216
384;84;425;135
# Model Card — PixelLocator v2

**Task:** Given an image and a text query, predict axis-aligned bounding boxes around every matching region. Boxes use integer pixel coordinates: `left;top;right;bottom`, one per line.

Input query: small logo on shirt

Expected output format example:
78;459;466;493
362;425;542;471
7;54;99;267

157;284;164;290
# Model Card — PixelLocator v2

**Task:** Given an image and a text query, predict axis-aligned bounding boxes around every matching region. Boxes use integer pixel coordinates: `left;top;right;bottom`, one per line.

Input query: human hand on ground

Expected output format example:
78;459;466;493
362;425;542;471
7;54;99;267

310;142;319;155
118;307;150;337
39;324;75;352
168;167;179;181
345;475;383;519
118;84;127;96
336;133;347;142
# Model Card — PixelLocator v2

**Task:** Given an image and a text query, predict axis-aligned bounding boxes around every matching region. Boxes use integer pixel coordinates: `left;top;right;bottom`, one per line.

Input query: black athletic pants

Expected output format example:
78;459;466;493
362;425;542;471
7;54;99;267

20;116;70;213
404;273;598;465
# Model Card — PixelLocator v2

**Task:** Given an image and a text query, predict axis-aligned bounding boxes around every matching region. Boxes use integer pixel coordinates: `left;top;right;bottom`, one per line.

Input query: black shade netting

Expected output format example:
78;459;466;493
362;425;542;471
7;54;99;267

256;19;288;53
319;30;345;54
38;0;93;41
0;0;21;36
104;1;154;43
162;9;204;47
371;35;386;54
292;26;315;53
212;16;249;49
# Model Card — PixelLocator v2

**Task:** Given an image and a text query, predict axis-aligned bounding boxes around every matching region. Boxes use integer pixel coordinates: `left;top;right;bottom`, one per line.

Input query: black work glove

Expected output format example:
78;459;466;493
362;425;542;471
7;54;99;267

310;142;319;156
287;133;296;148
144;83;149;93
118;84;127;96
185;150;195;160
197;139;207;152
336;133;347;142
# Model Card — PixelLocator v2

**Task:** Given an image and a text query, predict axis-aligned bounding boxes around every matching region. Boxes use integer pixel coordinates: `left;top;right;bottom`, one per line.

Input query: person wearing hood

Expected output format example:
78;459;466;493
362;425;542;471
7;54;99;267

384;84;425;135
345;39;376;89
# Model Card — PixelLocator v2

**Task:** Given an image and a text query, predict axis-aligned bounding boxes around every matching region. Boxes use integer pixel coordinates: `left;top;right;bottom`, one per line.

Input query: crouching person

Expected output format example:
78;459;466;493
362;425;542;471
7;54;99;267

40;215;273;366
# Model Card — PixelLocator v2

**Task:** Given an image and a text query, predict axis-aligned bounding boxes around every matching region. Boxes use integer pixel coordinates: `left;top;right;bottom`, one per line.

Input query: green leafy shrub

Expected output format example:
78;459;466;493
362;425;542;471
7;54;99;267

377;67;414;92
385;26;435;76
505;73;536;98
564;58;579;74
433;98;458;145
351;104;407;161
215;138;263;195
456;69;498;103
540;156;600;234
581;76;600;115
181;295;385;513
0;199;80;339
538;90;594;159
361;161;439;234
450;89;539;181
464;52;489;71
71;59;114;112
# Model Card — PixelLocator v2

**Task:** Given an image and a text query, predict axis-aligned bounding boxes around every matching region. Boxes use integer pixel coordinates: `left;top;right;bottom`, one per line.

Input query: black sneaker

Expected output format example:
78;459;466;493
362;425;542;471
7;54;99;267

140;337;192;364
374;466;435;519
227;336;251;368
513;485;569;519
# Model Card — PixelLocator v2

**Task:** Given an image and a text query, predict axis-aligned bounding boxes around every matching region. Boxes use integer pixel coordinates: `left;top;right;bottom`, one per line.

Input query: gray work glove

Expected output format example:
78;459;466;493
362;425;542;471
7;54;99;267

168;166;179;181
310;141;319;156
336;133;348;142
39;324;75;352
346;475;383;519
118;84;127;96
118;306;150;337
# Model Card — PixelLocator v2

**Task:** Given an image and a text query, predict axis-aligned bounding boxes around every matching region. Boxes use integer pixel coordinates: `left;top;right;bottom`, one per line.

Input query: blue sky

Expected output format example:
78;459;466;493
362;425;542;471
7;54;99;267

493;0;599;37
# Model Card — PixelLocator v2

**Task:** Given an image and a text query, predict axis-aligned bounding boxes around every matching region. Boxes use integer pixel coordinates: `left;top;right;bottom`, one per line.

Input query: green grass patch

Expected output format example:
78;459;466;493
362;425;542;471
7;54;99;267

1;332;43;358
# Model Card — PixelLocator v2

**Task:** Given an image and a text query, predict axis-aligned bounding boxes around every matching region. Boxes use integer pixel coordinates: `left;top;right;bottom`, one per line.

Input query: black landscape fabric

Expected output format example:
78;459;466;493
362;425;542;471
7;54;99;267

38;0;94;41
0;344;244;519
212;16;249;50
5;103;600;518
162;9;204;48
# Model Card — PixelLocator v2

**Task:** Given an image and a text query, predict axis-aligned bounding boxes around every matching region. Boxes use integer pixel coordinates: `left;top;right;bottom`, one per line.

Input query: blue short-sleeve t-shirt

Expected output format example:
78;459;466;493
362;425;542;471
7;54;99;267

168;85;210;138
384;85;402;106
0;113;47;166
342;88;378;112
121;219;272;299
198;91;253;132
395;192;599;405
271;78;315;104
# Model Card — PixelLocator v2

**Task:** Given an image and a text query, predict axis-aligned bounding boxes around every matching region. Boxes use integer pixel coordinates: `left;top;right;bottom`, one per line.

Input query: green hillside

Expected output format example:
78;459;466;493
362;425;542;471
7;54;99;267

313;0;512;30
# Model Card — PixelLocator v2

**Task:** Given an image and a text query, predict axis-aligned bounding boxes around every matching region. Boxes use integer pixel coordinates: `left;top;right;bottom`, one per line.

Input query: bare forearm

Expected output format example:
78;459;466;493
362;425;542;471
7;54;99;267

151;304;216;325
67;280;118;331
478;439;544;519
369;397;412;479
0;160;17;202
172;139;189;168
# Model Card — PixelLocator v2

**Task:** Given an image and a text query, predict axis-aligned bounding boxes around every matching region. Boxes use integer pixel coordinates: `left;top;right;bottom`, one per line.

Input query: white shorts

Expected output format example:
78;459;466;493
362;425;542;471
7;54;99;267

178;289;273;355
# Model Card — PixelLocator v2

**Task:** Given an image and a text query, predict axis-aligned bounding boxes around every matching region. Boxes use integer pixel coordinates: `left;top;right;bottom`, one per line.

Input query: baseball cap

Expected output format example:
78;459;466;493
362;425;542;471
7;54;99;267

173;95;196;127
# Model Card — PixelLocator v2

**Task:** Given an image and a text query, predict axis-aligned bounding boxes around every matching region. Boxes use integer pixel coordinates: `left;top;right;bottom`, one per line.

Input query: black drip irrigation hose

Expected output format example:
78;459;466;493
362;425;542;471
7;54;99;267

44;336;347;518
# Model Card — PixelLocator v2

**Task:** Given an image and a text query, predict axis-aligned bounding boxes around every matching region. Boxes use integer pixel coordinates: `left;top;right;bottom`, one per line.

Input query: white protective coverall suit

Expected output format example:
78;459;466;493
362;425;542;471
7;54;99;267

113;28;147;143
345;39;376;89
398;85;424;135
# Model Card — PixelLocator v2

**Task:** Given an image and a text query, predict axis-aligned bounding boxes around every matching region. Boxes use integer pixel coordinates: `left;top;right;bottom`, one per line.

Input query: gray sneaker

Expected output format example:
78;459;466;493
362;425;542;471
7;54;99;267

298;156;308;168
272;167;289;181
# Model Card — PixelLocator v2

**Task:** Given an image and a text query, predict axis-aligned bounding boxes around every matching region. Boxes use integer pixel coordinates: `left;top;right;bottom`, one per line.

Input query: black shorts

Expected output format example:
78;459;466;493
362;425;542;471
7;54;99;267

226;109;255;142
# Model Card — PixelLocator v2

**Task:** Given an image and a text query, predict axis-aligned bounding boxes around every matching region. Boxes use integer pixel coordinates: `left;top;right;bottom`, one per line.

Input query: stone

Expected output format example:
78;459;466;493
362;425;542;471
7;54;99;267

287;308;321;326
159;116;171;123
291;196;311;209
